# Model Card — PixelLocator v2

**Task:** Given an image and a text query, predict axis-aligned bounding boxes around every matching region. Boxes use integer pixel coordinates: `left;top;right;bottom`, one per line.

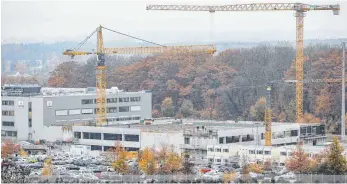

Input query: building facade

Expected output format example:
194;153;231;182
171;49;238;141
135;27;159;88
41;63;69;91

1;85;152;142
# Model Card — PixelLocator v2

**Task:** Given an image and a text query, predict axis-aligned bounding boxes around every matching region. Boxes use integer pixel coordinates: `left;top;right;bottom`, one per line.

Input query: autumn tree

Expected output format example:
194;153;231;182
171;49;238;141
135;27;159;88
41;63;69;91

223;171;237;183
325;136;347;174
249;162;264;174
139;147;157;175
286;141;311;173
297;113;321;123
1;140;18;159
161;97;174;117
250;97;266;121
42;157;53;176
162;146;181;173
111;142;129;174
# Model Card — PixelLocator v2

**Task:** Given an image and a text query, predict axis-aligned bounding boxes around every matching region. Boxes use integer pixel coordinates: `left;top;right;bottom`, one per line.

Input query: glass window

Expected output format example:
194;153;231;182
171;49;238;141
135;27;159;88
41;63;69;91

208;158;213;162
107;107;117;113
219;137;224;144
130;106;141;112
2;100;14;106
226;136;233;143
280;152;287;156
82;99;93;104
124;134;139;142
103;133;122;141
91;145;102;151
74;132;81;139
55;110;68;116
81;108;93;114
107;98;117;103
130;97;141;102
132;116;141;120
83;132;101;140
125;147;139;151
257;150;263;154
215;148;221;152
208;148;214;152
2;111;14;116
249;150;255;154
291;130;298;137
119;97;129;103
265;151;271;155
2;121;14;127
223;149;229;152
119;106;130;112
224;159;228;163
215;159;221;162
103;146;114;152
69;109;81;115
184;137;190;144
29;119;32;127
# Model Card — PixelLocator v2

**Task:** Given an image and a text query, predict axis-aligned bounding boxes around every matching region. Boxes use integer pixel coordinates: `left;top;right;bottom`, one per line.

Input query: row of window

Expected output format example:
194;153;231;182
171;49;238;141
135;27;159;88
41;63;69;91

56;106;141;116
76;132;140;142
208;158;229;163
2;110;14;116
219;134;257;144
208;148;229;153
2;121;14;127
1;131;17;137
272;130;298;139
249;150;271;155
90;145;139;151
82;97;141;105
2;100;14;106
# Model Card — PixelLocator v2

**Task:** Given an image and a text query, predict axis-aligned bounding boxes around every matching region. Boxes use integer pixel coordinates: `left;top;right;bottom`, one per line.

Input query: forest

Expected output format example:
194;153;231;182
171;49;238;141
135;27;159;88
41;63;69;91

4;43;345;132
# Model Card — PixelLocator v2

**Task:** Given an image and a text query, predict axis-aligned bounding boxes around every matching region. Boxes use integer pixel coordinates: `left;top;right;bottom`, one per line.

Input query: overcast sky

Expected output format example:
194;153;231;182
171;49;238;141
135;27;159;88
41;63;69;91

1;0;347;44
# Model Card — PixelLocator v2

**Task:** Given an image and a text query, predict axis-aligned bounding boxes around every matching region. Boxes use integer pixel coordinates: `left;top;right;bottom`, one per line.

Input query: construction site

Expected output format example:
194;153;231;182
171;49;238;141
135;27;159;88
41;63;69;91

1;1;347;183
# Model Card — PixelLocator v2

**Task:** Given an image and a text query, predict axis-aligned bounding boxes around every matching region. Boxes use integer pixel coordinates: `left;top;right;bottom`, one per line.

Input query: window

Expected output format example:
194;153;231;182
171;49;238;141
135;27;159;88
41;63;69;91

107;107;117;113
1;130;5;136
261;133;264;140
208;158;213;163
2;100;14;106
265;151;271;155
233;136;240;142
103;133;122;141
94;108;105;114
219;137;224;144
249;150;255;154
6;131;17;137
288;152;292;156
224;159;228;163
215;148;221;152
132;116;141;120
91;145;102;151
119;106;130;112
29;119;32;127
103;146;114;152
215;159;221;162
74;132;81;139
119;97;129;103
130;97;141;102
82;99;94;105
280;163;285;166
291;130;298;137
124;134;139;142
81;108;93;114
257;150;263;155
184;137;190;144
280;152;287;156
55;110;68;116
2;110;14;116
226;136;233;143
208;148;214;152
29;102;32;112
125;147;139;151
223;149;229;152
130;106;141;112
69;109;81;115
2;121;14;127
83;132;101;140
107;98;117;103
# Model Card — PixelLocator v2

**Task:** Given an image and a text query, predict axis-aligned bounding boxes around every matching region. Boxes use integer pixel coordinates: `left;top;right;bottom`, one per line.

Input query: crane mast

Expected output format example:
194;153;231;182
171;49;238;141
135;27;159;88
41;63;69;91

96;25;107;125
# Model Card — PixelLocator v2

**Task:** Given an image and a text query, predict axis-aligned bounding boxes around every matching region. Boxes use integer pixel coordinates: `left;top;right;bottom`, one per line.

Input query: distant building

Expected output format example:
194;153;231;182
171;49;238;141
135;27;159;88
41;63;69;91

1;85;152;142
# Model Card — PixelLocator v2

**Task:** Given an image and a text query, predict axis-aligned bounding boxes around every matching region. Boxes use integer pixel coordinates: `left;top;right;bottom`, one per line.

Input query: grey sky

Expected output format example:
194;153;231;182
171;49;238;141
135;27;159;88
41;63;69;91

1;0;347;44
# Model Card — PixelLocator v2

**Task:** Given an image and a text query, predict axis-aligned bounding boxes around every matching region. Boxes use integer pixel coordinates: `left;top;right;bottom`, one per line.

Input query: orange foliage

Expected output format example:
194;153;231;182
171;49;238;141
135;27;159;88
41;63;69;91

1;140;19;158
297;113;321;123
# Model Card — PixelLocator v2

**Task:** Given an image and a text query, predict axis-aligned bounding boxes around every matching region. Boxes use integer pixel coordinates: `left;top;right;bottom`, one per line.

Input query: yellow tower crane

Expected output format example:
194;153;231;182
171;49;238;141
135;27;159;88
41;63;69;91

63;25;216;126
147;3;340;146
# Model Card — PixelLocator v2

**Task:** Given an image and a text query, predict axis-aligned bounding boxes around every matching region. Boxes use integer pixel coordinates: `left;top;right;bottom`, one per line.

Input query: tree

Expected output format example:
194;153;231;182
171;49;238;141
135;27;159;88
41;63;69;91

325;136;347;174
138;147;156;175
19;148;28;157
1;140;18;158
179;99;195;118
181;152;194;174
162;146;181;173
285;141;311;173
42;157;53;176
111;142;129;174
249;162;264;174
297;113;321;123
161;97;174;117
223;171;237;183
250;97;266;121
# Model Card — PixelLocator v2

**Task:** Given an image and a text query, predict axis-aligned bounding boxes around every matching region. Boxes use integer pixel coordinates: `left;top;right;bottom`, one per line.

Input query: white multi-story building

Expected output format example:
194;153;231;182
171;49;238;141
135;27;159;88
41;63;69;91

1;85;152;142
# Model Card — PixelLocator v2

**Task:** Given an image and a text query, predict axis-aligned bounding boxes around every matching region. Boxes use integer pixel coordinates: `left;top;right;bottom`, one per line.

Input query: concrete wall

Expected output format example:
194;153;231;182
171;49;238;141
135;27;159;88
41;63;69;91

140;131;184;153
